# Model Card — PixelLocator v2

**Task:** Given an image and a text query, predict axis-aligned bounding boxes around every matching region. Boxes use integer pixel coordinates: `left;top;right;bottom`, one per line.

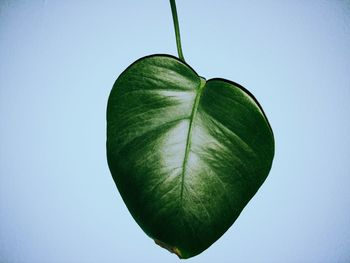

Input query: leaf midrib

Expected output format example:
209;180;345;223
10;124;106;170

180;77;206;202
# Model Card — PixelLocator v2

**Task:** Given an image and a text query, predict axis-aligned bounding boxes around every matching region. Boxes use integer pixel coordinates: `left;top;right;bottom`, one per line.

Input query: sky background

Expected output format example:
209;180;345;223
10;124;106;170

1;0;350;262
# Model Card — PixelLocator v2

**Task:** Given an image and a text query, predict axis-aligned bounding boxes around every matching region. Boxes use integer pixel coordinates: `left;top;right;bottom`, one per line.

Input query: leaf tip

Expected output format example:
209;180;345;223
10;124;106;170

154;239;183;259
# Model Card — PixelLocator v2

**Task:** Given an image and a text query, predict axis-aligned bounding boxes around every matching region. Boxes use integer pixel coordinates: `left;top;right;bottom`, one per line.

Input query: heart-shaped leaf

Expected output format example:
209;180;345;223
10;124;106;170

107;55;274;258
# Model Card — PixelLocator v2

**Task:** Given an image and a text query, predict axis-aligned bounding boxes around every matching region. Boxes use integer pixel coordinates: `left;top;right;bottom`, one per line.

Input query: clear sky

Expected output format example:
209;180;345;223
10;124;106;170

1;0;350;262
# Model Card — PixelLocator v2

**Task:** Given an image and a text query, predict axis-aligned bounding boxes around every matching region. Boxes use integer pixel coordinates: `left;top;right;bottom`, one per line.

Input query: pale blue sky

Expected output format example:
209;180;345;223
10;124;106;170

1;0;350;262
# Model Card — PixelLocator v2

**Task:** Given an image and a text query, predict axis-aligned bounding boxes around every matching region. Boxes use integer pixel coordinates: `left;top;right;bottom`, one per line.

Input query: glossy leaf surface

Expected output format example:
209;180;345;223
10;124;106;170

107;55;274;258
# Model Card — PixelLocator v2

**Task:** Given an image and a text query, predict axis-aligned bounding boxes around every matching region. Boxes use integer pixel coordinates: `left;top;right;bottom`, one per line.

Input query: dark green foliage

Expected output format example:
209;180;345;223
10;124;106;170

107;55;274;258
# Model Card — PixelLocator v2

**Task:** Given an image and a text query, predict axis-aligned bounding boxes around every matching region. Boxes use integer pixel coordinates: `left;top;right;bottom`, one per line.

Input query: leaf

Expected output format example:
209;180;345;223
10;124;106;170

106;54;274;258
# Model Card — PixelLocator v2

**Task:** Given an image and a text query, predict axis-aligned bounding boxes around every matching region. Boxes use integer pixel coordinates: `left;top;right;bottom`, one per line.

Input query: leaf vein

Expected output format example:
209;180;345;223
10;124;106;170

180;78;206;202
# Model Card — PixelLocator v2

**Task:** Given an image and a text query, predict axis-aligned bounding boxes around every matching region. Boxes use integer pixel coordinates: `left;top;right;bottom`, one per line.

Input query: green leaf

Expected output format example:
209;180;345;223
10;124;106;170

106;54;274;258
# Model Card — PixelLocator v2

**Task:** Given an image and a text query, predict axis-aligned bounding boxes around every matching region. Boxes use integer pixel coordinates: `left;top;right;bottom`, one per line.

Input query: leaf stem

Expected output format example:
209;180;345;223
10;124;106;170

169;0;185;62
